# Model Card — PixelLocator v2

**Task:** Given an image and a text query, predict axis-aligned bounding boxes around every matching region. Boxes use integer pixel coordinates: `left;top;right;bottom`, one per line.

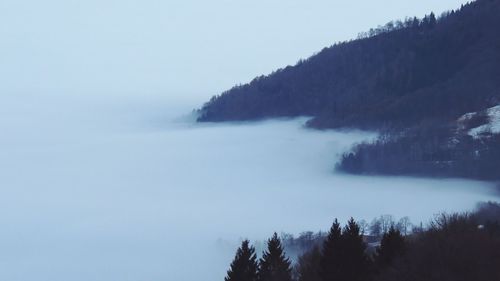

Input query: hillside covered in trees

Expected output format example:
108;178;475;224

197;0;500;180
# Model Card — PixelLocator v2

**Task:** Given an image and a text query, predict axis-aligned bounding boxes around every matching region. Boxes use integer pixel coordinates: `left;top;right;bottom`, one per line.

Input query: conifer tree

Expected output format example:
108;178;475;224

429;12;437;27
225;240;259;281
340;218;371;281
258;233;292;281
319;219;342;281
296;246;322;281
374;226;406;269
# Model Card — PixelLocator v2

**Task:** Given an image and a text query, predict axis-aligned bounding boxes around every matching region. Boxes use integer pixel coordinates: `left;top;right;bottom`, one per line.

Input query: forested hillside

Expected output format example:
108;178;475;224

197;0;500;180
198;0;500;129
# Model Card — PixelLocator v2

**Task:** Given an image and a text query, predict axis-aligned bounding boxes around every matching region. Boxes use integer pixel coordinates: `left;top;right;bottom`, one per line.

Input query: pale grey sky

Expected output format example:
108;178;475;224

0;0;469;102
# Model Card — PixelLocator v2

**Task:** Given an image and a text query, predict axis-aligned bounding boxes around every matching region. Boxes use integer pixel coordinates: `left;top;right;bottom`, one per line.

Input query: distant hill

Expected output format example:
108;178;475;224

197;0;500;180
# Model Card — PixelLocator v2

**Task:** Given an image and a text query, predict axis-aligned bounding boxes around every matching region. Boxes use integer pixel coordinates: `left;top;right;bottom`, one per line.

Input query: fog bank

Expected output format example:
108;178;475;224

0;95;497;281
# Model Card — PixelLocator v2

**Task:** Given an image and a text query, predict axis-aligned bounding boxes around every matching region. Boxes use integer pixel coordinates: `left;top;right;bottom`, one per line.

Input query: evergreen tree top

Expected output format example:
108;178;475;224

225;240;259;281
319;219;343;281
343;217;362;238
375;226;407;269
323;219;342;249
259;233;292;281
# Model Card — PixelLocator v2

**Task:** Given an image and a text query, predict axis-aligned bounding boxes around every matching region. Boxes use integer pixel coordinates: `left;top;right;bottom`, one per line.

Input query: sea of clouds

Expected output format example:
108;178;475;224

0;94;497;281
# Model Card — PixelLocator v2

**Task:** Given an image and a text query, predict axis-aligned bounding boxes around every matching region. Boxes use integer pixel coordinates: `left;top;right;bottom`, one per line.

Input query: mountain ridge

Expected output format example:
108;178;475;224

197;0;500;180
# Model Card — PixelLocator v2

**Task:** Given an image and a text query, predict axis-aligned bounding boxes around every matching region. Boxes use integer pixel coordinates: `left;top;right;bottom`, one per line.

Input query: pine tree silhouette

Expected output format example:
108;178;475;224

258;233;292;281
374;226;406;269
296;246;322;281
320;218;371;281
225;240;259;281
340;218;371;281
319;219;342;281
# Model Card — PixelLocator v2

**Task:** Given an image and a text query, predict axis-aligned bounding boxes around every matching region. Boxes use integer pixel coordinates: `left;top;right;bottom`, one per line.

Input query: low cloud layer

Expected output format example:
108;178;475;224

0;95;497;281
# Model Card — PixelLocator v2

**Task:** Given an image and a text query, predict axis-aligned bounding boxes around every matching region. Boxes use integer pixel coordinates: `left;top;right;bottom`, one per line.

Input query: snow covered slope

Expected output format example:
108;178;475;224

458;105;500;139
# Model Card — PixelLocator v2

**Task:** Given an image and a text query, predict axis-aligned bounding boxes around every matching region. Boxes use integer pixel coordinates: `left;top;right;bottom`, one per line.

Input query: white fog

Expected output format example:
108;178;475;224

0;94;497;281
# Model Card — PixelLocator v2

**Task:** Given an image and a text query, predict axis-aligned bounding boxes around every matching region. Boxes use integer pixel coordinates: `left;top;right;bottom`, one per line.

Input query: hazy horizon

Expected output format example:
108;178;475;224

2;0;470;101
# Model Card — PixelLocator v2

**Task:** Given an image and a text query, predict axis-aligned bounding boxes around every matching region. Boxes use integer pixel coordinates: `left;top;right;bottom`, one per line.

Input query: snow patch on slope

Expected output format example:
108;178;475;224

468;105;500;138
458;112;477;123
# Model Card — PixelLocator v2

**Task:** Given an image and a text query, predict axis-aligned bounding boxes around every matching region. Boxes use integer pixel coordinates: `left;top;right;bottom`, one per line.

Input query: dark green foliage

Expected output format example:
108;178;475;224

281;231;326;263
374;227;406;269
259;233;293;281
319;219;342;281
337;129;500;180
319;218;371;281
295;246;322;281
473;202;500;236
339;218;371;281
224;204;500;281
474;201;500;225
225;240;259;281
380;214;500;281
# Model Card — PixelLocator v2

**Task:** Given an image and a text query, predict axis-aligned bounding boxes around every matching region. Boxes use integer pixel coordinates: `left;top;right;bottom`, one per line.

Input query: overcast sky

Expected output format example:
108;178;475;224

0;0;470;102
